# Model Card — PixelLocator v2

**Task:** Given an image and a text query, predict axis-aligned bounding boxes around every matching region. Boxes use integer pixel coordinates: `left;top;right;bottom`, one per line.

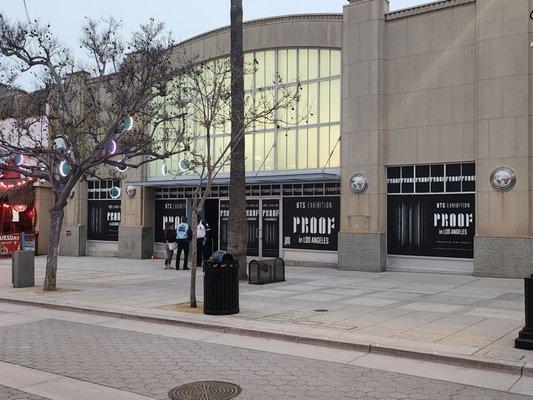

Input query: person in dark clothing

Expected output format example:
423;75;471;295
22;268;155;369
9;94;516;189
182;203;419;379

175;216;192;270
163;222;177;270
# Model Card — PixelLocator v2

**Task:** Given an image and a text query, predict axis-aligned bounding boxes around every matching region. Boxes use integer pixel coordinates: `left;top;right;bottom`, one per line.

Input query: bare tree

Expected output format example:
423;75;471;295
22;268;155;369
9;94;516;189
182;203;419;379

228;0;247;279
0;16;189;291
166;54;303;308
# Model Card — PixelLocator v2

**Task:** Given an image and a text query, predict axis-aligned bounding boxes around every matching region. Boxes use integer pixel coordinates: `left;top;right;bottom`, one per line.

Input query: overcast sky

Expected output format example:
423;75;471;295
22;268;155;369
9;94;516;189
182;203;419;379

1;0;427;89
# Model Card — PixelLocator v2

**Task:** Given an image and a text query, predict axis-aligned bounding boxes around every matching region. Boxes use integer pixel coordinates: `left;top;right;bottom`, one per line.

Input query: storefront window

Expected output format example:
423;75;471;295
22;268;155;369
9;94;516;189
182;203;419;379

0;175;36;256
87;180;121;241
148;47;341;179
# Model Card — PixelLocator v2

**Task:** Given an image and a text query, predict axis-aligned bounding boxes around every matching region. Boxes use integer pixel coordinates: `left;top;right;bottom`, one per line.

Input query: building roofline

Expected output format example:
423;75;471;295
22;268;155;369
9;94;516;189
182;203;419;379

385;0;475;21
175;13;343;48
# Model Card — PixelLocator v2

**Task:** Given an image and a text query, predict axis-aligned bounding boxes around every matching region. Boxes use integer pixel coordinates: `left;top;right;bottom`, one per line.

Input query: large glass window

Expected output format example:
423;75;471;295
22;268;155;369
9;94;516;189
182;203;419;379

148;48;341;178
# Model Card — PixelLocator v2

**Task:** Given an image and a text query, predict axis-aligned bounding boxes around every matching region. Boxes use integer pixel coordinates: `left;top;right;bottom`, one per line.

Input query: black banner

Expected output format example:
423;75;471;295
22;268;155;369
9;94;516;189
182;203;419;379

261;199;279;257
154;200;187;242
219;201;229;250
282;196;339;251
219;200;259;256
387;194;474;258
87;200;121;241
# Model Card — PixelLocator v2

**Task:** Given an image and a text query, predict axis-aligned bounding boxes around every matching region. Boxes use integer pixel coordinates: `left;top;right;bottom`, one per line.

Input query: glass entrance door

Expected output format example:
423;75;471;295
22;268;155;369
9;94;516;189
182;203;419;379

219;198;280;259
260;199;279;258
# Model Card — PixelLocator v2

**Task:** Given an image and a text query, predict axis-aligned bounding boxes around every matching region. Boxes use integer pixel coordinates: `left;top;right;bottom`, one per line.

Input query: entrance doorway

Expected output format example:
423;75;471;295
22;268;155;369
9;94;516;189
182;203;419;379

219;198;280;259
203;198;219;257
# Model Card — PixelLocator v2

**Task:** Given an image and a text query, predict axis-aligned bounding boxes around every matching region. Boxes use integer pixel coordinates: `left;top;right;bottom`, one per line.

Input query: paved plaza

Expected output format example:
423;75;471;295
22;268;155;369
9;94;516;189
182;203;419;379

0;256;530;369
0;303;531;399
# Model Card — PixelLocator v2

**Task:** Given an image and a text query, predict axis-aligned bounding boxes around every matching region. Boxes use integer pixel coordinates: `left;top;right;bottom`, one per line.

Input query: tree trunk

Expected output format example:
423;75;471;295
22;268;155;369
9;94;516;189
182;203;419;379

228;0;247;280
189;208;199;308
43;207;65;291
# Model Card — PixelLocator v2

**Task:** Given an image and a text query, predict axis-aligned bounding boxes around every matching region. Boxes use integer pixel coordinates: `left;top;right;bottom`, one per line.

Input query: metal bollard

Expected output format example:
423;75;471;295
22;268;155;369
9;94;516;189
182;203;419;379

515;274;533;350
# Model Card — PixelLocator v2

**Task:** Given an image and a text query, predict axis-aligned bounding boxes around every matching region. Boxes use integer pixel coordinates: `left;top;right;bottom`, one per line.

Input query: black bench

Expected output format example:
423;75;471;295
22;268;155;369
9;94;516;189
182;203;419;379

248;258;285;285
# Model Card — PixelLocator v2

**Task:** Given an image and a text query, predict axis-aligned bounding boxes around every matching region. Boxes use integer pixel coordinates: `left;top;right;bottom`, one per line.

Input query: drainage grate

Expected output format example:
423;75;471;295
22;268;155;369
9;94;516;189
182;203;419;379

314;309;329;312
169;381;242;400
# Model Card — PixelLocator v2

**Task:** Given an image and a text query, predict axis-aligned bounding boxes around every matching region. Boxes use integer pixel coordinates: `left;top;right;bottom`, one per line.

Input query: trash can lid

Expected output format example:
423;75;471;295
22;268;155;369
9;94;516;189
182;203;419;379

210;250;234;263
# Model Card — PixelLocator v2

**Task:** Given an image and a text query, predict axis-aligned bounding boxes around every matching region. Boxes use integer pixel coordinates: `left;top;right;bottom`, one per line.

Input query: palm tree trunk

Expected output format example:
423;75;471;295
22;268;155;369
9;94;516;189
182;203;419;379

228;0;247;280
43;207;64;291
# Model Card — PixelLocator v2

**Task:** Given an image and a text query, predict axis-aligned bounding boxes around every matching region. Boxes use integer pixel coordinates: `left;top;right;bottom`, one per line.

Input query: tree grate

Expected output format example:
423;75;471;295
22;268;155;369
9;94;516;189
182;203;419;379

168;381;242;400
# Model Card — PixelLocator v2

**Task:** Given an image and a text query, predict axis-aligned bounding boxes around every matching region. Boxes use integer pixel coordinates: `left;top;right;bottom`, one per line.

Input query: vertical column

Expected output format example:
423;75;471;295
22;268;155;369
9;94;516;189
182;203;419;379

33;185;52;255
59;180;87;256
474;0;532;277
338;0;388;271
118;163;155;259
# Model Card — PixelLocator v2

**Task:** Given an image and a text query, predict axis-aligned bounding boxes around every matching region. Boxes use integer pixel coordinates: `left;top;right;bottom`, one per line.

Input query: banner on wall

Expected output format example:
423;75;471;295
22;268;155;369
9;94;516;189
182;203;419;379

0;233;20;256
219;200;260;256
154;199;187;242
87;200;121;241
387;194;475;259
282;196;340;251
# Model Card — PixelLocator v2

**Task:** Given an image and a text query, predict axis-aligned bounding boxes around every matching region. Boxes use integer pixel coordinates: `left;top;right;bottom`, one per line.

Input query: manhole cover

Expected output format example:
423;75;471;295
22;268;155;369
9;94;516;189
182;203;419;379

168;381;242;400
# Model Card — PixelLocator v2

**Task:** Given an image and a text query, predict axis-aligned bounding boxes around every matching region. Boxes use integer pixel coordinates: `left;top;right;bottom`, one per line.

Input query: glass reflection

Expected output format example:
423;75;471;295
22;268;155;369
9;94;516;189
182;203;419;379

149;48;341;178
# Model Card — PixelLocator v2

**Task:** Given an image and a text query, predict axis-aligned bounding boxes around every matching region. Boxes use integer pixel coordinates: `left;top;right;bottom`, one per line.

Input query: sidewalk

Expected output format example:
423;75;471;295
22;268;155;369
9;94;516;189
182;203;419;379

0;256;530;370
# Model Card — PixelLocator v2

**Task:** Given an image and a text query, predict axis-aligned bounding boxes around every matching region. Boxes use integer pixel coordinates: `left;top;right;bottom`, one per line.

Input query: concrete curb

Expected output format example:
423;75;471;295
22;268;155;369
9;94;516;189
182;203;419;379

0;296;528;378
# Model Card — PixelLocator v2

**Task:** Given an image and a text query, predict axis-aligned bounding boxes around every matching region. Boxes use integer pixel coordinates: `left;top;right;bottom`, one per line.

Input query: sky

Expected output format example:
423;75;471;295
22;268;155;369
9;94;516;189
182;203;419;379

1;0;428;89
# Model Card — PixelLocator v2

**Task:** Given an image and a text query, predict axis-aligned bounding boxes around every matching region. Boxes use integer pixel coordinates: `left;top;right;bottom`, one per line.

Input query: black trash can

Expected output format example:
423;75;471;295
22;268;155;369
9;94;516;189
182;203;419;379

203;252;239;315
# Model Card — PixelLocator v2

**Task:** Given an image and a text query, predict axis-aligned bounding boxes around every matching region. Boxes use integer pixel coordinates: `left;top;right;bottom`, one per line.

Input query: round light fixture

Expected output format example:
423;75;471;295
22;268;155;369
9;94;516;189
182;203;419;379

105;139;117;155
13;204;27;212
121;115;134;132
109;186;121;199
161;163;168;176
178;158;190;172
13;154;24;166
349;173;368;195
58;160;71;177
490;167;516;192
116;160;128;173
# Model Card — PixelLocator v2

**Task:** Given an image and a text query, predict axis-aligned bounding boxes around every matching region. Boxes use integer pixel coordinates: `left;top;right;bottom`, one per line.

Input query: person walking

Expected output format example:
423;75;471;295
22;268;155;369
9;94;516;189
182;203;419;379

175;216;192;270
163;222;177;270
196;218;206;267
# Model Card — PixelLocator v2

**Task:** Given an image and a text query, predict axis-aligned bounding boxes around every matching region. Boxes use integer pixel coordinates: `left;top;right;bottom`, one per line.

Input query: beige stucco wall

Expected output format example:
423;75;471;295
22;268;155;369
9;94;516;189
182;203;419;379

340;0;532;275
384;1;477;165
475;0;531;239
34;185;52;254
175;14;343;62
381;0;531;239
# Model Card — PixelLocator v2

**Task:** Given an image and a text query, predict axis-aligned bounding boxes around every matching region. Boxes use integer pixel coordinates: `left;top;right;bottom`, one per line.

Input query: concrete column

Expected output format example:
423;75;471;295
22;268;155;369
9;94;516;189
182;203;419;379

118;163;155;259
33;185;52;255
474;0;532;277
59;181;87;256
338;0;389;272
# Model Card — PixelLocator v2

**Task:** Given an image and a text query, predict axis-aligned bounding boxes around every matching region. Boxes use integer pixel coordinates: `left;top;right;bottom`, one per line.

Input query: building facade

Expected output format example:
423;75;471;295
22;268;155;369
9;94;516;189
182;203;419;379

60;0;532;278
